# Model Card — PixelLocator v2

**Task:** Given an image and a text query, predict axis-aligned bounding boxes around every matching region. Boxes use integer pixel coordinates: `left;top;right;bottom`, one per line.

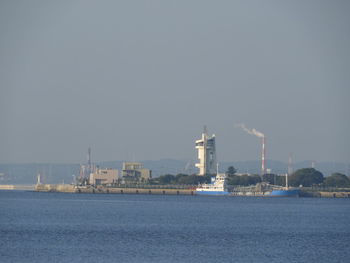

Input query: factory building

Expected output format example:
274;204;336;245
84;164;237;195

122;162;152;182
195;128;217;176
89;168;119;186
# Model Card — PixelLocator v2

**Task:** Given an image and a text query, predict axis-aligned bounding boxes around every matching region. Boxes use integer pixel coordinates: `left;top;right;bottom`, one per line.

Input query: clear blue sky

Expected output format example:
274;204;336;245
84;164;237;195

1;0;349;164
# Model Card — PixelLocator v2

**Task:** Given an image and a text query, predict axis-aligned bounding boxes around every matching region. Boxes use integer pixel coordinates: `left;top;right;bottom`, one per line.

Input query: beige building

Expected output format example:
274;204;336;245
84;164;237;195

122;162;152;181
89;168;119;185
195;129;217;176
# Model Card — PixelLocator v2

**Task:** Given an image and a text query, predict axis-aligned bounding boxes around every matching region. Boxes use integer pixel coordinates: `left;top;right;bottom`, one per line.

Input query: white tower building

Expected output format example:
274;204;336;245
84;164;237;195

195;128;217;176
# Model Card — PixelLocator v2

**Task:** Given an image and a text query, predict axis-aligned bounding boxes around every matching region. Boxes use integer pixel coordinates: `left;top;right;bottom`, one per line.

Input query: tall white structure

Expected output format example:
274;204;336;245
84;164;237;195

195;128;217;176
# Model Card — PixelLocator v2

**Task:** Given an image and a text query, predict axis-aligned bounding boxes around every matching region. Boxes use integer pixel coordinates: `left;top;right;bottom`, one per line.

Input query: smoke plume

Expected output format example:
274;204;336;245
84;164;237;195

236;123;264;138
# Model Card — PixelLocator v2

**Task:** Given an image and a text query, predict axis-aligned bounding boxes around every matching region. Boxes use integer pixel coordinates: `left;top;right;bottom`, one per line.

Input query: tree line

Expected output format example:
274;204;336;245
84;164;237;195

150;173;212;185
262;168;350;188
152;166;350;188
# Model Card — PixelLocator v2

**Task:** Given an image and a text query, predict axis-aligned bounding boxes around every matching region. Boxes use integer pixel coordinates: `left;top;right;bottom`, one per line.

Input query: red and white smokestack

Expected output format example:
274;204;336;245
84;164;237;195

261;136;266;176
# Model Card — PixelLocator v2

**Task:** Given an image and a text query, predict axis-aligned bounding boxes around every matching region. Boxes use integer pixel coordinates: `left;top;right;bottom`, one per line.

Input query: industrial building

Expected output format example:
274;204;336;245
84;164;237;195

89;168;119;186
195;128;217;176
122;162;152;182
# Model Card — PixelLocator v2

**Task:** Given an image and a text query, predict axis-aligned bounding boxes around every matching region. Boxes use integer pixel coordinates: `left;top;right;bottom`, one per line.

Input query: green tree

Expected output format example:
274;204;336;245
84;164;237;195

289;168;324;187
227;175;240;185
262;173;275;184
262;174;285;186
324;173;350;188
226;166;237;177
247;174;262;185
175;173;187;181
158;174;175;184
227;174;261;186
177;174;210;185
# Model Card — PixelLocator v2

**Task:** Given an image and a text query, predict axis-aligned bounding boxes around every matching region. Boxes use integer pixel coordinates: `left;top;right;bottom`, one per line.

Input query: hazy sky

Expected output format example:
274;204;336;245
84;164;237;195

1;0;349;164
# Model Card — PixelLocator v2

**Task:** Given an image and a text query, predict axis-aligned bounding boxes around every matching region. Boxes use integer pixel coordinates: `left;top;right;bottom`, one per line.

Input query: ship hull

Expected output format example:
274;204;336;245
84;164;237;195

196;190;230;196
269;189;300;197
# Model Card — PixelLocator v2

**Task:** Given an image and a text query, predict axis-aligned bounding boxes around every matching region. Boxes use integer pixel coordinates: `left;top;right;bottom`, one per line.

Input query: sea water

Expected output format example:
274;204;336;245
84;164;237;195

0;191;349;263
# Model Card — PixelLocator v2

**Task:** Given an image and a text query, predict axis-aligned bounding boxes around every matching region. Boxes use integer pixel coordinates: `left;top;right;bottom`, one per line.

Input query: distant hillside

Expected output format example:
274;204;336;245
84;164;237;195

0;160;348;185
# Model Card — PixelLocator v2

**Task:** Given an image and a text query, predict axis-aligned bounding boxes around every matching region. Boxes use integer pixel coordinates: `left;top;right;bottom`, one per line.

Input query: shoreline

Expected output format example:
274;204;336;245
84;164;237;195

1;184;350;198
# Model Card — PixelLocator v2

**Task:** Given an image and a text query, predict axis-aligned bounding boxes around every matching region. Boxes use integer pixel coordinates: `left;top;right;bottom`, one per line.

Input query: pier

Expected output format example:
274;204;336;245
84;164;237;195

32;184;350;198
35;184;195;195
0;184;35;191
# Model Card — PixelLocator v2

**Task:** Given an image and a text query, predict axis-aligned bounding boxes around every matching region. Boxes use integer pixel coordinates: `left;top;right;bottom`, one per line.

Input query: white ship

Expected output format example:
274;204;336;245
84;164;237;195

196;173;230;195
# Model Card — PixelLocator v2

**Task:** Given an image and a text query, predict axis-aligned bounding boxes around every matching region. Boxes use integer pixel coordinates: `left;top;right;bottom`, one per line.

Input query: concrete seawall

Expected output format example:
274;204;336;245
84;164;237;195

35;184;76;193
35;184;195;195
300;191;350;198
0;185;35;190
33;184;350;198
79;187;195;195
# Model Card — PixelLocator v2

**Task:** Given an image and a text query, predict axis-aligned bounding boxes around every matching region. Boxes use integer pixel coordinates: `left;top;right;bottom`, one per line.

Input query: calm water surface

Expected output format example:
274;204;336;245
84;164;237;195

0;191;349;263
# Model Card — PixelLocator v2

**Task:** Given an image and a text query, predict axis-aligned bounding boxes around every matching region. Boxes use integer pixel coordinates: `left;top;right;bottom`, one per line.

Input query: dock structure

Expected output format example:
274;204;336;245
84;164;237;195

33;184;350;198
35;184;195;195
0;185;35;191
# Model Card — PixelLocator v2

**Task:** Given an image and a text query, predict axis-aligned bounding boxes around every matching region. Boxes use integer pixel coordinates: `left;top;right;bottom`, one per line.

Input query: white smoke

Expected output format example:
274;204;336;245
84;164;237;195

236;123;264;138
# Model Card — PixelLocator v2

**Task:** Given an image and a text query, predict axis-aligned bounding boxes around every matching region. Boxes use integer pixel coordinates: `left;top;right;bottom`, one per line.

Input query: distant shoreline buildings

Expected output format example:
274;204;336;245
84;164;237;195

80;149;151;186
82;127;218;185
87;162;152;186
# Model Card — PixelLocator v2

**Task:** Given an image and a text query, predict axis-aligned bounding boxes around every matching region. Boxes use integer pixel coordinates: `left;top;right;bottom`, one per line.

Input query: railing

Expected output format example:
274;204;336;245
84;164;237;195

105;183;196;190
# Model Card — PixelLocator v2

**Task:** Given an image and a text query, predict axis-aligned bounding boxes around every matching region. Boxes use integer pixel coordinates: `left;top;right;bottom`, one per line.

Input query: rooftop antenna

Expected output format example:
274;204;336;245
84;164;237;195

288;153;293;175
88;147;91;166
203;125;207;175
184;160;194;174
87;147;92;177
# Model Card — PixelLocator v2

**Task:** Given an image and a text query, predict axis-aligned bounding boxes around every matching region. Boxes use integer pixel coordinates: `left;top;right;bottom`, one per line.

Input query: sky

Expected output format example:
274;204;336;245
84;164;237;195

1;0;349;164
